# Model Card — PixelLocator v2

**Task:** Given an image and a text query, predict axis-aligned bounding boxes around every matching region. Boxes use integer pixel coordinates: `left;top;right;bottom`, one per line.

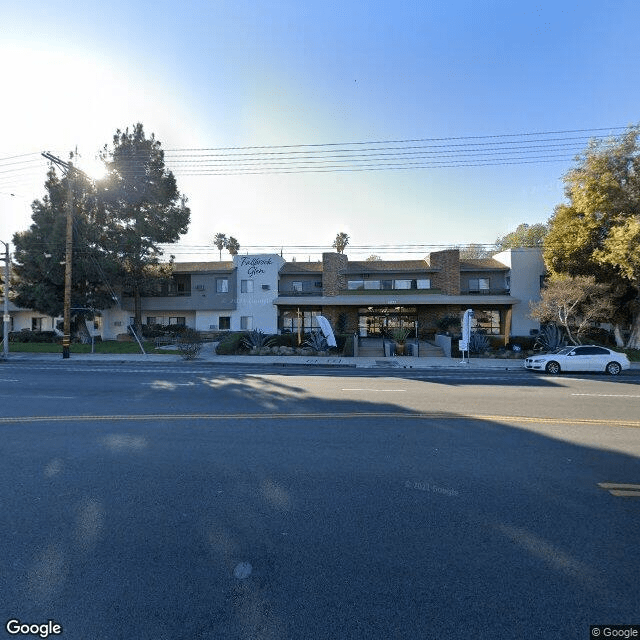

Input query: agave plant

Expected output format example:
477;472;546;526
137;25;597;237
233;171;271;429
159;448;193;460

242;330;274;350
303;331;328;351
468;331;490;354
534;324;565;352
389;327;411;344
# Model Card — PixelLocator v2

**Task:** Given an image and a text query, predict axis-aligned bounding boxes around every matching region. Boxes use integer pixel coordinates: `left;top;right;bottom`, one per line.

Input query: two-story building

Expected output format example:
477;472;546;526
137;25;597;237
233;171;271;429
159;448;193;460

5;248;546;347
275;248;544;343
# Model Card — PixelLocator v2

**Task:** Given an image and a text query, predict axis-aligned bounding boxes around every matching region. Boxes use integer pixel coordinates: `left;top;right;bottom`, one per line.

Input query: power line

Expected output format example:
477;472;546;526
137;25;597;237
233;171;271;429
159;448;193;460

0;126;633;183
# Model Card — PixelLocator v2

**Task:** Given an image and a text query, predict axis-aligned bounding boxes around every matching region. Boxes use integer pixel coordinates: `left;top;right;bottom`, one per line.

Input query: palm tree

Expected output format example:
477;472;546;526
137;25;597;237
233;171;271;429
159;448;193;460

213;233;227;260
332;232;350;254
226;236;240;256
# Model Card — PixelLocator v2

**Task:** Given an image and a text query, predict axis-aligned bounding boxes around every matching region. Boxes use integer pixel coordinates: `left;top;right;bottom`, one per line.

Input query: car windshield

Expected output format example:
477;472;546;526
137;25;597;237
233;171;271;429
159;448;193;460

555;347;573;355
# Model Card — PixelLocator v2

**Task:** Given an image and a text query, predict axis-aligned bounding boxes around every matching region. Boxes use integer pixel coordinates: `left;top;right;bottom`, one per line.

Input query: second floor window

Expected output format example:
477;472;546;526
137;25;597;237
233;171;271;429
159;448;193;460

292;281;303;292
241;280;254;293
216;278;229;293
469;278;490;292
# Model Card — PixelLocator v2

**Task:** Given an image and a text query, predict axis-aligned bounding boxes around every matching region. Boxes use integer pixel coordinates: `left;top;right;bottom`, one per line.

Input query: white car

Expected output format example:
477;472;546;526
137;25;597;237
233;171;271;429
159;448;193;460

524;345;630;375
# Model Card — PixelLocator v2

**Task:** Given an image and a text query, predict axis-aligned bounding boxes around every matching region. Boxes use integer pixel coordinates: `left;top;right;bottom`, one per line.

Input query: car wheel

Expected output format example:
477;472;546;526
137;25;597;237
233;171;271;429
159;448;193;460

606;361;622;376
545;360;561;375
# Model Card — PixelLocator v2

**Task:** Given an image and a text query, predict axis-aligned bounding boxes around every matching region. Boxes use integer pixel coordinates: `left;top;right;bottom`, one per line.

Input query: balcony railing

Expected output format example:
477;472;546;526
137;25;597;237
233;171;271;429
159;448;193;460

277;290;321;297
461;288;510;295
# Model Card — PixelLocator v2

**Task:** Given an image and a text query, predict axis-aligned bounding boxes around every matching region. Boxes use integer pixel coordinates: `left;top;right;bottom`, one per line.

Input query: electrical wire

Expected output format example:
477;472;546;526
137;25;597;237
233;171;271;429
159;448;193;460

0;126;633;184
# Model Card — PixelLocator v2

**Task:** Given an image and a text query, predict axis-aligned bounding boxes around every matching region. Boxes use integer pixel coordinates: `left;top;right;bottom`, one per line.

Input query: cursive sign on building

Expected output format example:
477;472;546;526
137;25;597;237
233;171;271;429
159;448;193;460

240;256;273;277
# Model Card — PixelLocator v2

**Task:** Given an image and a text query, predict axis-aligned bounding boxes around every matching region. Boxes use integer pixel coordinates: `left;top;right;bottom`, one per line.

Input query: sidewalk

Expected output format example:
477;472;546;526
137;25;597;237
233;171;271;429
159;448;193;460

5;346;638;370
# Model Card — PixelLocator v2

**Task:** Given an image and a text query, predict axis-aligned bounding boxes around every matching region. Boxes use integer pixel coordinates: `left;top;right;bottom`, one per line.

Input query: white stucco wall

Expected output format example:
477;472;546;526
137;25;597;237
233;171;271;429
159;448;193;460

9;310;59;332
99;307;132;340
493;248;545;336
233;254;284;333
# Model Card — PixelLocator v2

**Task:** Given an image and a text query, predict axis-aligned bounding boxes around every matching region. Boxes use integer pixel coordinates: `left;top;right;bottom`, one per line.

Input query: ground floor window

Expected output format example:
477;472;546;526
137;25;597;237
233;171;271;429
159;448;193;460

280;308;321;333
219;316;231;330
241;316;253;330
471;309;501;335
169;317;186;326
31;317;45;331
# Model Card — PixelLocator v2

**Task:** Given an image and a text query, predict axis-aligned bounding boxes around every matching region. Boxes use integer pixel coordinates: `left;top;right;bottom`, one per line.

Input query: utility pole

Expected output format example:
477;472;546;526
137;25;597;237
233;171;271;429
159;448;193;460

42;152;80;359
1;240;9;360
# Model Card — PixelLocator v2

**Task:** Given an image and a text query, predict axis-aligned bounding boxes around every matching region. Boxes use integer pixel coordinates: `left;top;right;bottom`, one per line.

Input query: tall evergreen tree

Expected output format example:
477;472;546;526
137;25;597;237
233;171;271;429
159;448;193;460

12;167;117;321
98;123;190;331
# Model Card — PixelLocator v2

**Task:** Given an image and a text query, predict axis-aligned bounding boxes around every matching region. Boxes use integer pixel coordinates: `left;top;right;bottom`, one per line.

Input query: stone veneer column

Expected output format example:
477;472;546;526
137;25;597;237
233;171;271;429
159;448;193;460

429;249;461;295
322;252;348;296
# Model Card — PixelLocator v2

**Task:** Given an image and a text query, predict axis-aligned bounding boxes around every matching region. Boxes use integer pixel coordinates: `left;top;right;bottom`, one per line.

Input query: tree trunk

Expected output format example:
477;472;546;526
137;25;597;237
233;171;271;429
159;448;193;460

626;312;640;349
614;324;625;348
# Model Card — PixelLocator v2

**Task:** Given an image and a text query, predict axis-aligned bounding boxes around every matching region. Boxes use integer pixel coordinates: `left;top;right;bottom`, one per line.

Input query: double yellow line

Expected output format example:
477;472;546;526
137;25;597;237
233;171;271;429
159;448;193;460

1;412;639;428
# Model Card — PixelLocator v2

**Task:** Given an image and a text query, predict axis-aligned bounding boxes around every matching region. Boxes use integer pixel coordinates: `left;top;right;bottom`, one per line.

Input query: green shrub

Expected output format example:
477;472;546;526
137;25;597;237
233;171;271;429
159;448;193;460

177;328;202;360
9;330;59;343
216;332;249;355
509;335;537;351
270;333;299;348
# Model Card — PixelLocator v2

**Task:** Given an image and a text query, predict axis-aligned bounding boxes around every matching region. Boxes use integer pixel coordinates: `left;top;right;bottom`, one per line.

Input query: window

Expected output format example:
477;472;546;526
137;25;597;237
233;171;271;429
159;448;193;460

216;278;229;293
146;317;158;325
169;317;186;326
348;280;364;290
219;316;231;330
292;281;303;292
241;279;254;293
469;278;490;293
471;310;501;335
281;309;321;333
381;280;393;290
417;279;431;289
31;317;44;331
241;316;253;330
394;280;411;289
364;280;381;290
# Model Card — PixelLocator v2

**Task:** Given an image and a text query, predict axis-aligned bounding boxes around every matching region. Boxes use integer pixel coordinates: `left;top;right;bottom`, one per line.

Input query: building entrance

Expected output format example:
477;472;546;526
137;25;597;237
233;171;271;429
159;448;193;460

358;307;417;337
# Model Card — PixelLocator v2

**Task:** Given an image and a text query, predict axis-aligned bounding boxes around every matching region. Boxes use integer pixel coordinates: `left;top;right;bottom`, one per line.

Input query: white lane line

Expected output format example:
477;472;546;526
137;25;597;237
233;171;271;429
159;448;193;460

572;393;640;398
342;388;407;392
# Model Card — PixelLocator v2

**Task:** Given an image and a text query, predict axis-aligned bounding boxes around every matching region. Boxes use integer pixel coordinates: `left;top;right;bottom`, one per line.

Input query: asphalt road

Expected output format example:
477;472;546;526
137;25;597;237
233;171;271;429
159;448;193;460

1;363;639;639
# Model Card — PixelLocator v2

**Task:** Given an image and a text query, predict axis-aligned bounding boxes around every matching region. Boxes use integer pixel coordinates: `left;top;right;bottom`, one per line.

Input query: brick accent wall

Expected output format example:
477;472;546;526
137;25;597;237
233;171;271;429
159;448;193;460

322;306;358;334
429;249;460;295
322;253;348;296
417;305;463;337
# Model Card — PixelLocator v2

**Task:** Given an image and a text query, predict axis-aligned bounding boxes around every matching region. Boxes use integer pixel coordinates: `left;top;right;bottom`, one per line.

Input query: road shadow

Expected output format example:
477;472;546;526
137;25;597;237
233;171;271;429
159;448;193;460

1;372;639;640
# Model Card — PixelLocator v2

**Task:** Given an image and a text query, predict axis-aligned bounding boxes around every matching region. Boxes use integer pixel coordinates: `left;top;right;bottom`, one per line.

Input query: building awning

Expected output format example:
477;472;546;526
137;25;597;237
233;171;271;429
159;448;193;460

275;294;520;306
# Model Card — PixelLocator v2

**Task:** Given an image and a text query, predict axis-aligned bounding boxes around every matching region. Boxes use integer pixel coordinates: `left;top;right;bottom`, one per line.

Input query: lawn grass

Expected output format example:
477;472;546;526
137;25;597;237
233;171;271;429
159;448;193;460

5;340;180;355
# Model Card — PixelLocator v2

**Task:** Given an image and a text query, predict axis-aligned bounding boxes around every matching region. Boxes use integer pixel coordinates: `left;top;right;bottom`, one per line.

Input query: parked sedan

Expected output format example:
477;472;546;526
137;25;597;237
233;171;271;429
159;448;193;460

524;345;630;375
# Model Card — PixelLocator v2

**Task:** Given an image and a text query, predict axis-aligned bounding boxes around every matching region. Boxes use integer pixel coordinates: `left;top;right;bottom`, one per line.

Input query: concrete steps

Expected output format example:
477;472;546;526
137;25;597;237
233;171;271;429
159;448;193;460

357;338;445;358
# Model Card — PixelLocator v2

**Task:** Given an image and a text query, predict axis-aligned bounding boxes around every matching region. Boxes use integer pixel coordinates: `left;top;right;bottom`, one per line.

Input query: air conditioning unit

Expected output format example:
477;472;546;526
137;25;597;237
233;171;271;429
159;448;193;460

195;284;205;290
209;324;218;330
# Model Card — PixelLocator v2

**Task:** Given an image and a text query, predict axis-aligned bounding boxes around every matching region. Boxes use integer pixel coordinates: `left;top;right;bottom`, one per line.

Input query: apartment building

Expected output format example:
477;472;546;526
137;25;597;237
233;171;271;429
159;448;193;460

6;248;545;345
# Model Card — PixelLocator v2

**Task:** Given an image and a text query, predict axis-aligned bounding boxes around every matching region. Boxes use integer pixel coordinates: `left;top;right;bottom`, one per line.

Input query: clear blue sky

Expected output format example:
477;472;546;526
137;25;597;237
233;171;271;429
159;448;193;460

1;0;639;259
